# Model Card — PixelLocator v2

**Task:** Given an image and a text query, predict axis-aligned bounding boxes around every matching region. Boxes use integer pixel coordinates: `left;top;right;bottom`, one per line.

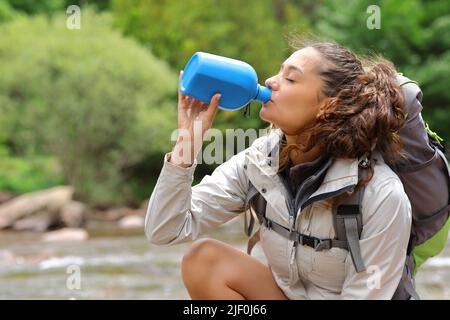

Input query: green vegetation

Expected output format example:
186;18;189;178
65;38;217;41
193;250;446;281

0;11;176;206
0;0;448;207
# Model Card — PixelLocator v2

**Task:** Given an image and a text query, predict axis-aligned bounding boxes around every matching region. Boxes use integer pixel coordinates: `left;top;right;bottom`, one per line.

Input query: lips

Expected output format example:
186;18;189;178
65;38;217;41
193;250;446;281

262;97;274;107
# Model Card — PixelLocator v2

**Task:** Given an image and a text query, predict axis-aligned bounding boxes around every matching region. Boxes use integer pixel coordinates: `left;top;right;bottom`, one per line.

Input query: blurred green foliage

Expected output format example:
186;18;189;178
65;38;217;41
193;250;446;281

0;0;448;207
112;0;308;79
0;145;64;193
313;0;450;143
5;0;63;14
111;0;311;132
4;0;110;14
0;10;176;206
0;1;16;23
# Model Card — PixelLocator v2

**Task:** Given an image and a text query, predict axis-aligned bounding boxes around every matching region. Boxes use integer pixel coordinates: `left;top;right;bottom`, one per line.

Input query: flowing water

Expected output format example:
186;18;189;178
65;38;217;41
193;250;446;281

0;216;449;300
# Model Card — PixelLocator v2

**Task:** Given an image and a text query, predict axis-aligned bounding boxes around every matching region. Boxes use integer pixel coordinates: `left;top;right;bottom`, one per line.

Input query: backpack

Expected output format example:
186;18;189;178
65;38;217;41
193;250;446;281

243;74;450;300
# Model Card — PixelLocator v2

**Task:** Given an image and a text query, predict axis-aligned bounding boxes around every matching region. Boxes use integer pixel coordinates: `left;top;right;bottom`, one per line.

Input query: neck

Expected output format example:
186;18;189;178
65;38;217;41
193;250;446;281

285;133;322;165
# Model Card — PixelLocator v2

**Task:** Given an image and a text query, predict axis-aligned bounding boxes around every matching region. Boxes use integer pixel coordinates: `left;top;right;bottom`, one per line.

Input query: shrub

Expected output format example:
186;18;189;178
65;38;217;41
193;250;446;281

0;11;177;206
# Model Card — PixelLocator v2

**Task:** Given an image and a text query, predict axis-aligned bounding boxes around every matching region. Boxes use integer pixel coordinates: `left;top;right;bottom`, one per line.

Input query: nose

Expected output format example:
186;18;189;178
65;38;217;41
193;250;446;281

265;76;278;90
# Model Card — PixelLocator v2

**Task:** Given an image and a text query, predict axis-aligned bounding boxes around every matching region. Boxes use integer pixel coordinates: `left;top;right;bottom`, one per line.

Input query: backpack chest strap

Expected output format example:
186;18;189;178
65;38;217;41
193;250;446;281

247;156;371;274
260;215;348;251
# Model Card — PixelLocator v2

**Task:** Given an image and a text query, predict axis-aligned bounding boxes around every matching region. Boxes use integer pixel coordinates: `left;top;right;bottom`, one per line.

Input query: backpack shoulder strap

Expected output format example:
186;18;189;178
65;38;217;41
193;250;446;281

247;229;261;255
333;187;366;272
244;184;259;237
245;182;267;254
392;255;421;300
333;157;372;273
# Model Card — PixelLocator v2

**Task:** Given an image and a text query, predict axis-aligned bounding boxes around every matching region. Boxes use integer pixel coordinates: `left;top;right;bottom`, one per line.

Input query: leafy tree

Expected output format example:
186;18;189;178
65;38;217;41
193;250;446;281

313;0;450;144
111;0;313;132
3;0;110;14
4;0;64;14
0;11;177;206
112;0;300;77
0;1;16;23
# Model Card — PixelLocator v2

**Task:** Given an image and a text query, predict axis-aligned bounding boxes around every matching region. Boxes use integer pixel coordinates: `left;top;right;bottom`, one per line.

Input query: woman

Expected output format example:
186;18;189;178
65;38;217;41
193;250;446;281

144;40;412;300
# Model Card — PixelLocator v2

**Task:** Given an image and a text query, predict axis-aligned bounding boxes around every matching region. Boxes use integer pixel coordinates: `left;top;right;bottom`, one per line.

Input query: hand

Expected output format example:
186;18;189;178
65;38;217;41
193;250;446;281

170;70;221;167
177;70;221;138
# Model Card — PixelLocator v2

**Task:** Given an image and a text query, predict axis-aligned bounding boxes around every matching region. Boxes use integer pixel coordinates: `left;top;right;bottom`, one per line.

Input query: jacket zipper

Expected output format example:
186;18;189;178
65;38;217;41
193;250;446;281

278;174;296;230
285;196;296;231
290;241;298;265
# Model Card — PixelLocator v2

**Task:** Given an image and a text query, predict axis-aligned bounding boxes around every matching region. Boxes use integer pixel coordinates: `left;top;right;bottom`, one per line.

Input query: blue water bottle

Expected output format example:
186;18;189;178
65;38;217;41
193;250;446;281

180;52;271;111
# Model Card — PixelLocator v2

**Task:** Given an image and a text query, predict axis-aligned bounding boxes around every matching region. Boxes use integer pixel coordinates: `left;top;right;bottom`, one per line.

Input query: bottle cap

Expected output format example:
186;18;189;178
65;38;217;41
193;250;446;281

255;85;271;103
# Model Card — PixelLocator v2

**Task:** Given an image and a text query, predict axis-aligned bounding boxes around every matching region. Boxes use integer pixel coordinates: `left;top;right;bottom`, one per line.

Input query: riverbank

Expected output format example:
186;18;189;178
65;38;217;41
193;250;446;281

0;215;449;299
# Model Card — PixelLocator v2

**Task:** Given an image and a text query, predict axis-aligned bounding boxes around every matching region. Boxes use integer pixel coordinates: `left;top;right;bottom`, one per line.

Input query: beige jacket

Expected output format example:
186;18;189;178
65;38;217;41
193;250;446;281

145;129;412;299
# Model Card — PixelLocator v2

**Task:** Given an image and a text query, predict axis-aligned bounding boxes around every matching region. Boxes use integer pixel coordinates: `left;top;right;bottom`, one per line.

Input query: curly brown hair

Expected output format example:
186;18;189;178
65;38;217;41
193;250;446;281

272;38;406;205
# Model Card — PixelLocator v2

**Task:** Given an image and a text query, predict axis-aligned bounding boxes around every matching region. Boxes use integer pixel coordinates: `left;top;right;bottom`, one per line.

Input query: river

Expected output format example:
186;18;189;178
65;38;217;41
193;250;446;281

0;216;449;299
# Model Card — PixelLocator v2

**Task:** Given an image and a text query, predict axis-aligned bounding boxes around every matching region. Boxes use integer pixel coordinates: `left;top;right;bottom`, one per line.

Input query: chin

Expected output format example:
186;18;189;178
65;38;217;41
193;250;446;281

259;106;273;123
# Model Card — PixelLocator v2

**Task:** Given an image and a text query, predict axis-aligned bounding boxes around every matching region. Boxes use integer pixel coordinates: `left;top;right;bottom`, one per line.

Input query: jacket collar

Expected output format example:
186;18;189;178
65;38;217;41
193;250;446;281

247;129;378;203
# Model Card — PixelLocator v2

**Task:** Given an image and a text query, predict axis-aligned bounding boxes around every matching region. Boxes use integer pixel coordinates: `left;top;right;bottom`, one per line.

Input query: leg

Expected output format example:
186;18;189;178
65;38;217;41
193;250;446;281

181;238;289;300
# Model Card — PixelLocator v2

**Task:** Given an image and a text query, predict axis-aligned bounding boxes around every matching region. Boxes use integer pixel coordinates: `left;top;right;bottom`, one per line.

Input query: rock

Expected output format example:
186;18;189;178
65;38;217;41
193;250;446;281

0;186;74;229
90;207;144;221
118;215;144;229
12;210;60;232
42;228;88;243
129;208;147;217
0;192;15;205
89;208;125;221
61;201;87;228
0;250;54;265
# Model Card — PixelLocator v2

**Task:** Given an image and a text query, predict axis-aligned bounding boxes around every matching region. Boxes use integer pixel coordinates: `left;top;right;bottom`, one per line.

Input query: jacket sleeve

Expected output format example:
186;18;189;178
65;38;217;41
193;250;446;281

340;177;412;300
144;150;250;245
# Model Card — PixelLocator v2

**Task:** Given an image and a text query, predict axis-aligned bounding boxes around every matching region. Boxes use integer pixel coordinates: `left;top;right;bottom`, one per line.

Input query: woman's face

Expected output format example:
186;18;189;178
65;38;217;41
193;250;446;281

260;47;326;136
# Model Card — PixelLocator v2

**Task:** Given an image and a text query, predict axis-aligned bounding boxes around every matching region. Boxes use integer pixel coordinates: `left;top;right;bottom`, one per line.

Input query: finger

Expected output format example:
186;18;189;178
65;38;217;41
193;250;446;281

206;93;221;117
186;96;194;107
191;97;208;109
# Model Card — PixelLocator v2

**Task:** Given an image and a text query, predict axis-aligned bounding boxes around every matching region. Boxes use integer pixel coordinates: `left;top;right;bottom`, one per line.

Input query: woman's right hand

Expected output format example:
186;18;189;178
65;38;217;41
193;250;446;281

170;70;221;167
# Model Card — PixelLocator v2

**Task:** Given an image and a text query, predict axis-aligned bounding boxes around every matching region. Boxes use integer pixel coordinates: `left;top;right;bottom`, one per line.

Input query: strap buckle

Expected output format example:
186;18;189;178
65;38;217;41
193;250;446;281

336;204;360;216
314;238;331;252
298;234;331;251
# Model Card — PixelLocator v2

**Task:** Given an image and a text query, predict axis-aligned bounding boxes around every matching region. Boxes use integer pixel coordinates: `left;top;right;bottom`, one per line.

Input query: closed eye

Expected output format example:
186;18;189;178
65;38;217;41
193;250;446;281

285;78;295;83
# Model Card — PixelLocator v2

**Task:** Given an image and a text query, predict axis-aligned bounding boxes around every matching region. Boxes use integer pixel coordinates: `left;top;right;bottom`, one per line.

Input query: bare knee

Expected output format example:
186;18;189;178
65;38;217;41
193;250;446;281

181;238;222;282
182;238;222;265
181;239;249;299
